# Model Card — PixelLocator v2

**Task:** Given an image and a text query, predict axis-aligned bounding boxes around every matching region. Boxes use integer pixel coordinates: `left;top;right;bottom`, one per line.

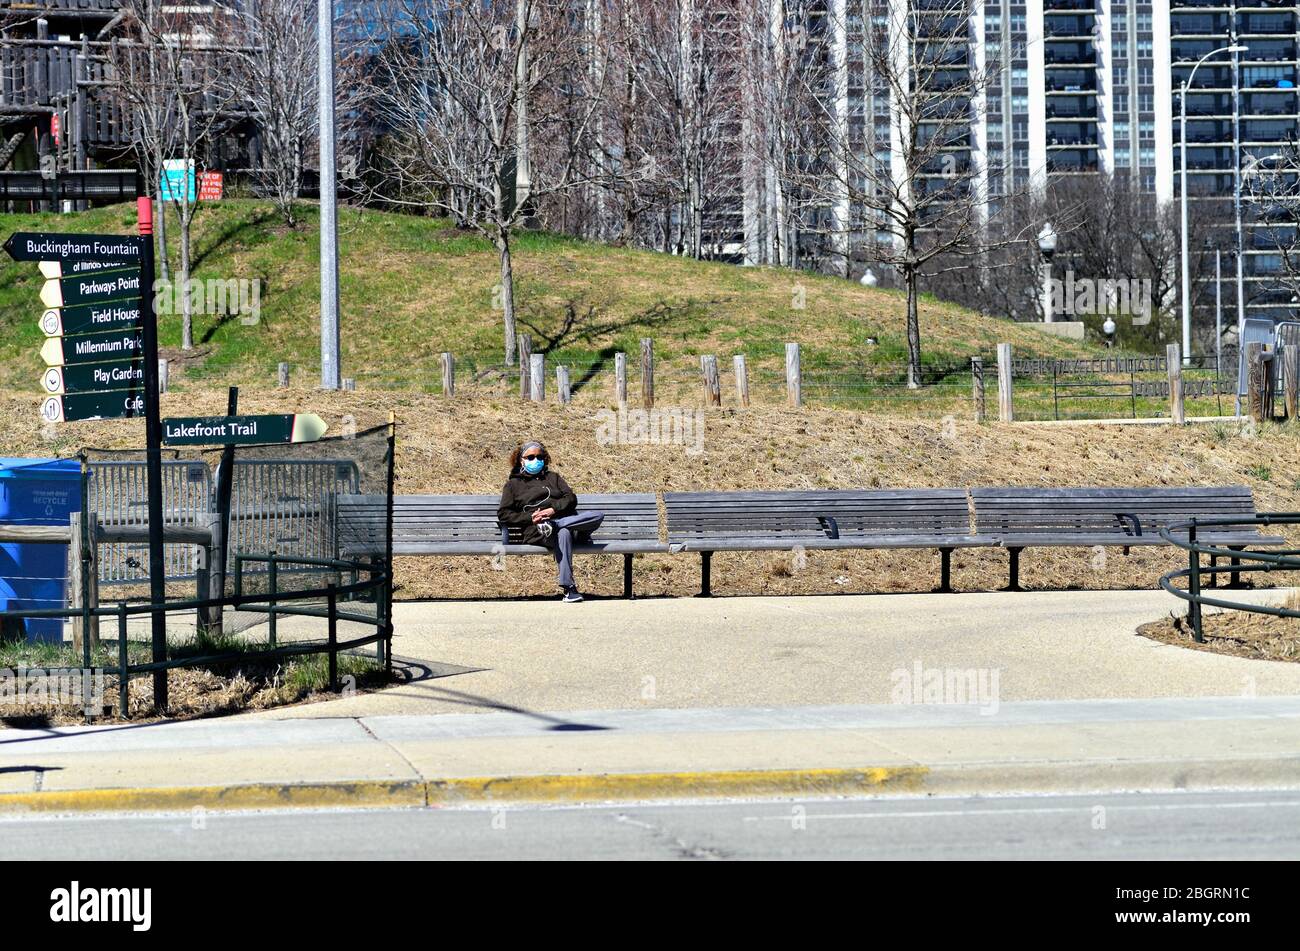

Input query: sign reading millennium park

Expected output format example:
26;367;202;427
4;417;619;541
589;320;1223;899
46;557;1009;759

5;230;146;423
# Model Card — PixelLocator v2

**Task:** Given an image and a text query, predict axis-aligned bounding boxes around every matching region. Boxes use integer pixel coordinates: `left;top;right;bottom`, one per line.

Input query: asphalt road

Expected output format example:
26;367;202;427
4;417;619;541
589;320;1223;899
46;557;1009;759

6;789;1300;860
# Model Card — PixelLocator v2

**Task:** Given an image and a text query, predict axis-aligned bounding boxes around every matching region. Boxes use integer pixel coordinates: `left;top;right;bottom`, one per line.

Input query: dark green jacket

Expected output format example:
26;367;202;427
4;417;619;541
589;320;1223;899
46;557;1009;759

497;468;577;546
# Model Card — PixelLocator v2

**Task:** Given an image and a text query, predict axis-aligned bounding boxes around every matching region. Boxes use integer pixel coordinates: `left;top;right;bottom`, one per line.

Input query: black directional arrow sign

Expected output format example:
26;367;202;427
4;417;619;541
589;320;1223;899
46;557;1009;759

4;231;143;263
39;301;144;337
41;328;144;367
40;390;147;423
42;360;146;395
40;269;143;309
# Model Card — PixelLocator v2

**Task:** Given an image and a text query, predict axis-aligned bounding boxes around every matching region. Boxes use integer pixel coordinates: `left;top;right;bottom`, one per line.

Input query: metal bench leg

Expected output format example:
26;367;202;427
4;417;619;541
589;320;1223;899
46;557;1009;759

937;548;953;593
623;553;634;600
1007;548;1022;592
698;551;713;598
1227;546;1246;589
1208;553;1217;589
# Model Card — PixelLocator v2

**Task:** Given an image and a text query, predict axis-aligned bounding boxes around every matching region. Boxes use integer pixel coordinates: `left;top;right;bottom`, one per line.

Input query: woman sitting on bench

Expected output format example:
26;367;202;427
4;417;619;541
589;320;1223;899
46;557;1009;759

498;440;604;603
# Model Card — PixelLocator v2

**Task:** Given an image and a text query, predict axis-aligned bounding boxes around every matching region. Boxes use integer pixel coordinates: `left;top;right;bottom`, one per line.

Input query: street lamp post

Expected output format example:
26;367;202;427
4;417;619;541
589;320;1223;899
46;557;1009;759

1180;44;1247;367
1038;222;1058;323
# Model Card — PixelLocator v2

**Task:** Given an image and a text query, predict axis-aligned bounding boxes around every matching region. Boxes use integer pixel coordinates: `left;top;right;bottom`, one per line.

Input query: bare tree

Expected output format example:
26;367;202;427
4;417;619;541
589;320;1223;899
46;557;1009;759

789;0;1036;387
361;0;605;365
108;1;242;350
223;0;318;227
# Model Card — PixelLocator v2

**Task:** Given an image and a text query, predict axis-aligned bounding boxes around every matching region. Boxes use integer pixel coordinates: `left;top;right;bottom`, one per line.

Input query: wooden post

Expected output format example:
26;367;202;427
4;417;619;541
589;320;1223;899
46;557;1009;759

700;355;721;406
69;512;98;654
441;352;454;396
556;365;571;404
997;343;1013;422
518;333;532;400
640;338;654;409
785;342;801;407
1247;342;1266;423
157;358;168;394
733;354;750;407
1166;343;1184;424
530;353;545;402
614;351;627;409
971;356;986;423
1284;344;1299;420
278;362;289;388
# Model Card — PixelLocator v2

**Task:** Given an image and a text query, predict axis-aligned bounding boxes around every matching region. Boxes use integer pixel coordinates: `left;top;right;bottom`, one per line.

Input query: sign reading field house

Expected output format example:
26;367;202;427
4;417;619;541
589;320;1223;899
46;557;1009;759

161;413;327;446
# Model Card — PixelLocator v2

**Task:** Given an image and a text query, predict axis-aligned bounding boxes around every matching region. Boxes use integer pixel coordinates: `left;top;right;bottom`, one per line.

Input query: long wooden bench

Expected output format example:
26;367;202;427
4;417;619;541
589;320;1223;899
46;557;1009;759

336;493;665;597
970;486;1286;590
662;489;992;595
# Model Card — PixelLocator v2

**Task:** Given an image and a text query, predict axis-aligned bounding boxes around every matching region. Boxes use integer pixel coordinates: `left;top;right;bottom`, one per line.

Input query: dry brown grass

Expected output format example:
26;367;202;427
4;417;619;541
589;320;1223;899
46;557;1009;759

1138;590;1300;664
5;383;1296;600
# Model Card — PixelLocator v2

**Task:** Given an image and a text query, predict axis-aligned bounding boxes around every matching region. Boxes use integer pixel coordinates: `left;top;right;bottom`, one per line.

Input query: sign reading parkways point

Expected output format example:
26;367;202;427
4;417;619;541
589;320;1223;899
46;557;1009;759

161;414;327;446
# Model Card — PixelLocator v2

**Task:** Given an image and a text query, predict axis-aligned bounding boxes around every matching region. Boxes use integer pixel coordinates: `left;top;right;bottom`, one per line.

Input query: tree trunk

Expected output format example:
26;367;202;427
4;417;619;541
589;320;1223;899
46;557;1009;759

498;233;518;366
180;204;193;350
155;183;170;283
906;266;921;389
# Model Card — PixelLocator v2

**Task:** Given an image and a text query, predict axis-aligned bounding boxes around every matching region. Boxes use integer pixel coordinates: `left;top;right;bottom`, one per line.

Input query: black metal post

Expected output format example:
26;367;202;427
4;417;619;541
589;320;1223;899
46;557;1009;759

117;601;128;719
939;548;952;593
327;582;338;691
78;452;91;674
138;197;168;712
623;553;634;599
268;552;278;646
211;386;238;633
1188;521;1203;643
699;551;712;597
384;415;396;675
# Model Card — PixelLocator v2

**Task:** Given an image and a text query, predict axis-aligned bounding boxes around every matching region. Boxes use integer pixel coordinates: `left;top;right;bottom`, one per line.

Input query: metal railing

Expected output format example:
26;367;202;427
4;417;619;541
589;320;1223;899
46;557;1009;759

1159;514;1300;642
0;552;393;719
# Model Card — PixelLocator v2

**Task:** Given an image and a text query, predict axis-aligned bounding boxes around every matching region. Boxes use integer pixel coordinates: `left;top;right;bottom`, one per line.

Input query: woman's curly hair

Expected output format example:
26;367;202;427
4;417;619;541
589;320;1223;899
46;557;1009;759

508;440;551;475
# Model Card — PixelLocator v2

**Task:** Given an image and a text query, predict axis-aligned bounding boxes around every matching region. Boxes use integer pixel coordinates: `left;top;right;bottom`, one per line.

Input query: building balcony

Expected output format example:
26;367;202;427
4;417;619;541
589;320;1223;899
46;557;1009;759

1046;97;1098;118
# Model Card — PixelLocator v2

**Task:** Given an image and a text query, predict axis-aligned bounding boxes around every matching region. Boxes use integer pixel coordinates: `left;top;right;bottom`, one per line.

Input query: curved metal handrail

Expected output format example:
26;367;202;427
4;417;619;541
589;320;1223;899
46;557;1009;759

1159;514;1300;642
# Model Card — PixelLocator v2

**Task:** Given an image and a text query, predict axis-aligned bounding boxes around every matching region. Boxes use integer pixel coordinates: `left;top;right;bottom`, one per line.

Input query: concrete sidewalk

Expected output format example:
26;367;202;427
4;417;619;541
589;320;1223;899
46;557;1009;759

2;697;1300;811
250;588;1300;719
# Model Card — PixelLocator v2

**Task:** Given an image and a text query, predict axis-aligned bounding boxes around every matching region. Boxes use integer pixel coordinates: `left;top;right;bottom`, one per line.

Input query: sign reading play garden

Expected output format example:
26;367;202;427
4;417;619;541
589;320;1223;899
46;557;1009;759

162;414;327;446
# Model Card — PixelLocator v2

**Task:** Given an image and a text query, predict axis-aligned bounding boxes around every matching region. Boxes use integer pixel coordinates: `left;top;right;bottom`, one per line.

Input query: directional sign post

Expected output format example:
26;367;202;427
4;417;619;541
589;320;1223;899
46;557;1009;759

162;414;327;447
6;214;166;708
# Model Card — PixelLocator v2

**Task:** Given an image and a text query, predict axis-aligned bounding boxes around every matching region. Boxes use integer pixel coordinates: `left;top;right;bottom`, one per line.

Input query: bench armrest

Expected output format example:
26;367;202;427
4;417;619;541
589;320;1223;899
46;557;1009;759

1114;513;1142;537
817;515;840;540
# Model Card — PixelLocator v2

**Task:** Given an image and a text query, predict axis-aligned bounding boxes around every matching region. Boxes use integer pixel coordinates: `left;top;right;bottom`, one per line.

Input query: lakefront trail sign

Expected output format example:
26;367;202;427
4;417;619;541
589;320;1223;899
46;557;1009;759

161;414;328;446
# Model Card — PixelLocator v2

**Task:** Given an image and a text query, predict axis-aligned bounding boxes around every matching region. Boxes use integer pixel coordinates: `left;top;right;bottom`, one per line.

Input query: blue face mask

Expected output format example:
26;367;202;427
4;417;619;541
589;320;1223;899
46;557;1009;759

522;457;545;475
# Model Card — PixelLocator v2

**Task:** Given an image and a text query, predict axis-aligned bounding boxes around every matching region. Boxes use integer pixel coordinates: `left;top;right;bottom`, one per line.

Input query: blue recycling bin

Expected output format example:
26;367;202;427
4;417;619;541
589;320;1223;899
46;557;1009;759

0;458;82;644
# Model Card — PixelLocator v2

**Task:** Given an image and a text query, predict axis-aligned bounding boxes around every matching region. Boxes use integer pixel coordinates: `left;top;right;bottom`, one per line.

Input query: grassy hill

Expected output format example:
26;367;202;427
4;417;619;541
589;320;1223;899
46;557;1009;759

0;200;1090;395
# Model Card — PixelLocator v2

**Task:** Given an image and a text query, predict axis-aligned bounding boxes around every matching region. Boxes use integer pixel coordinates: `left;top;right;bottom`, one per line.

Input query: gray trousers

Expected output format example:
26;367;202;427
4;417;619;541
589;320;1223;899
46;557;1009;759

549;511;604;589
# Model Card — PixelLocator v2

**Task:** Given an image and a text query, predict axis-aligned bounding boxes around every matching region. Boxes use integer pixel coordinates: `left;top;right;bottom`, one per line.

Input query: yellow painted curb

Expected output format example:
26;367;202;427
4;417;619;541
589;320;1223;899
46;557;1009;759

0;766;928;813
0;780;428;814
429;765;930;803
